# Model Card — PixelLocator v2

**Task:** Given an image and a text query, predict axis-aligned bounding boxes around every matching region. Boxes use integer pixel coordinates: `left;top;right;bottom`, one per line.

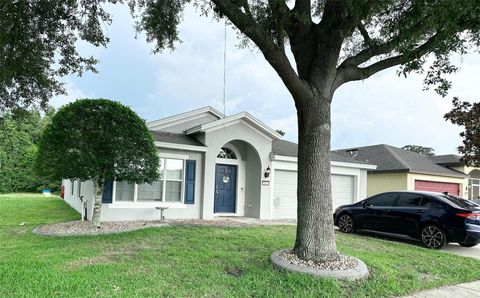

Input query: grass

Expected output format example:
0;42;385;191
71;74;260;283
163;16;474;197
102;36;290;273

1;195;480;297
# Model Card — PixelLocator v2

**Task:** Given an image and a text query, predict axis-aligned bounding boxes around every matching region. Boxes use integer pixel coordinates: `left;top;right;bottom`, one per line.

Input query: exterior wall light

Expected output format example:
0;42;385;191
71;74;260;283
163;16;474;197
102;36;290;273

264;166;271;178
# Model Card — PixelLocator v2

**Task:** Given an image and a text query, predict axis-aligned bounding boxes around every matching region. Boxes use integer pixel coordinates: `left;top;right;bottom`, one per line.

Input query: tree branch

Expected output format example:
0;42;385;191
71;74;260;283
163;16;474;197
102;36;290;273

333;33;440;90
211;0;310;99
357;22;373;46
268;0;291;53
338;19;429;69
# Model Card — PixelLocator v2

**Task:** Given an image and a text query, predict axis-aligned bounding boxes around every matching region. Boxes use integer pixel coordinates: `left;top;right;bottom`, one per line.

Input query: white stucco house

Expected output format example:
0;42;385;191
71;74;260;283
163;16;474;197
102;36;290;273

62;106;376;221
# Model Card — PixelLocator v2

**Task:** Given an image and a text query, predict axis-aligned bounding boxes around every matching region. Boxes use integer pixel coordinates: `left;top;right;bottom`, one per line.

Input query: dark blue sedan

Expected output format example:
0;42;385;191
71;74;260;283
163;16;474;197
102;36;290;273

333;191;480;249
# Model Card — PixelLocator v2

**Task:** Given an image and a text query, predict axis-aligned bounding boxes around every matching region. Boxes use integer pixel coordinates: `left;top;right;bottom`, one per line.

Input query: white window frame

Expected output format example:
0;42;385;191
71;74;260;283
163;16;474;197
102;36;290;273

111;156;187;208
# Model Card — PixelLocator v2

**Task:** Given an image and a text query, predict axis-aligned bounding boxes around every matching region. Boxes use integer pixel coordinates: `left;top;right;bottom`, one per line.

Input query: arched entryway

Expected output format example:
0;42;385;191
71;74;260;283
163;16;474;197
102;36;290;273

213;140;262;216
469;169;480;200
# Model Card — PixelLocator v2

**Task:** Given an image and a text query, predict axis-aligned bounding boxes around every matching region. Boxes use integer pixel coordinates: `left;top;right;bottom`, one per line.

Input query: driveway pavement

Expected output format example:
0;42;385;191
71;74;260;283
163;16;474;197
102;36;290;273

402;280;480;297
442;243;480;259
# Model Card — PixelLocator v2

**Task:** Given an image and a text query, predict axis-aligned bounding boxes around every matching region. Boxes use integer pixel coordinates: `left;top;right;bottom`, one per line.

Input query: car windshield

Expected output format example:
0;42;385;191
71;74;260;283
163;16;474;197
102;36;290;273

440;195;480;209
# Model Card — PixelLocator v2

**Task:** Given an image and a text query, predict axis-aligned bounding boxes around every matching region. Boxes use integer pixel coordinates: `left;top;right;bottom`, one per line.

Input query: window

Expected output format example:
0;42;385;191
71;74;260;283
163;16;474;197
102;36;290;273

397;193;423;207
165;159;183;202
115;181;134;202
128;158;184;203
137;180;163;202
217;147;237;159
368;193;398;207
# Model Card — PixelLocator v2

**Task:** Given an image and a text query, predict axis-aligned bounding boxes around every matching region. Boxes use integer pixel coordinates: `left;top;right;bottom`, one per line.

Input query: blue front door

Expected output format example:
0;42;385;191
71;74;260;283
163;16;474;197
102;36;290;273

214;164;237;213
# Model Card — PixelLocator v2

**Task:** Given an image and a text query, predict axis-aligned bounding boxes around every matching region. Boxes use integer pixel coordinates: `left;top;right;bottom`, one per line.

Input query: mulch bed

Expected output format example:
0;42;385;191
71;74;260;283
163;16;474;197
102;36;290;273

33;219;250;236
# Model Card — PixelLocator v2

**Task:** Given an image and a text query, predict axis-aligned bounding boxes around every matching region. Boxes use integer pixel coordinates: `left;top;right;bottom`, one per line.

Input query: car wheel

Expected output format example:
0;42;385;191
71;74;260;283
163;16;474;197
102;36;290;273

421;225;446;249
338;214;355;233
459;242;478;248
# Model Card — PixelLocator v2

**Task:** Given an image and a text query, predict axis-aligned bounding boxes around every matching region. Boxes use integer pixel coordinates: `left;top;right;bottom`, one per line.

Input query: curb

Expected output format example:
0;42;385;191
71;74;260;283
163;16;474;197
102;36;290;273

270;249;369;281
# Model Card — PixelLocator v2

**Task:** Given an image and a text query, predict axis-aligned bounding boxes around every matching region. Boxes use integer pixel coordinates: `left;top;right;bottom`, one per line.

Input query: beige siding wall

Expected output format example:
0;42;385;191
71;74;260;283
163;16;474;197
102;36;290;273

406;173;466;198
367;173;408;196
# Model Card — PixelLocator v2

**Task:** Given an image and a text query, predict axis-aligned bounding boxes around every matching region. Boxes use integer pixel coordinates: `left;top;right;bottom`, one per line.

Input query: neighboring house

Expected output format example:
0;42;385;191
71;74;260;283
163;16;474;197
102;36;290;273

62;106;375;221
429;154;480;200
333;145;471;198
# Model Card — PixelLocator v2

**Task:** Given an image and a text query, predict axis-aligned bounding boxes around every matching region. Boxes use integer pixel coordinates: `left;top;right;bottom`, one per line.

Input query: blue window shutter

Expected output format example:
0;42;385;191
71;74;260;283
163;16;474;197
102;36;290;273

102;180;113;203
184;160;196;204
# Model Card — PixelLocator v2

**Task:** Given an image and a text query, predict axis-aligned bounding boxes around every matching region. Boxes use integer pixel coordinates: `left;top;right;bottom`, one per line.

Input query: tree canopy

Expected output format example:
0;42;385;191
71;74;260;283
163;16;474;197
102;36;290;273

402;145;435;157
36;99;159;183
0;107;58;193
445;97;480;167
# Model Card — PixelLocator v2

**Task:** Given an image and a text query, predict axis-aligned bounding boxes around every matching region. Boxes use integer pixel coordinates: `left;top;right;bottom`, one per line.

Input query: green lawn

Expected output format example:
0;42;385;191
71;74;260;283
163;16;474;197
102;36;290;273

1;195;480;297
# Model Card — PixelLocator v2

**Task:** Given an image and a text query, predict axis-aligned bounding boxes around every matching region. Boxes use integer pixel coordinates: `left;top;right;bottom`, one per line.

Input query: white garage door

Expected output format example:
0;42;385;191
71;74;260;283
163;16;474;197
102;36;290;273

272;170;355;219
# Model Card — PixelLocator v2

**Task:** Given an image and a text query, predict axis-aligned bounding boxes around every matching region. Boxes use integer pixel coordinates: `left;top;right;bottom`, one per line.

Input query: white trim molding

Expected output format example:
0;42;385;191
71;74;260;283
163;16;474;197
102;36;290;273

147;106;223;130
108;202;186;209
154;141;208;152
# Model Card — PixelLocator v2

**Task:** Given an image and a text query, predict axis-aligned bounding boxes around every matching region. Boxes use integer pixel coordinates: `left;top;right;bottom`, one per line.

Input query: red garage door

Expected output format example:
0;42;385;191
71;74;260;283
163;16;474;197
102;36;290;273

414;180;460;196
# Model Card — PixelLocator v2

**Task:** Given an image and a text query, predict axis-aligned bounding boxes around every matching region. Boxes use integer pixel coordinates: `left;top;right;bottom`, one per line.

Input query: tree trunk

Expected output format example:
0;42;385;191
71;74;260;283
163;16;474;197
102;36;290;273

91;177;104;228
293;94;339;262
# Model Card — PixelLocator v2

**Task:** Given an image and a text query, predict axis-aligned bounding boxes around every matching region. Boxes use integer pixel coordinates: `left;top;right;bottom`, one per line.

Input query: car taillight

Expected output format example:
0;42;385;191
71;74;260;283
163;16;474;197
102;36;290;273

456;213;480;220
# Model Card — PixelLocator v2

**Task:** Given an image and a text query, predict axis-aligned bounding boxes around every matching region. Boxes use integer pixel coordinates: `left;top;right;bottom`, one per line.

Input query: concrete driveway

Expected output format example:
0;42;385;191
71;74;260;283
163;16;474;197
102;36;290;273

352;230;480;259
442;243;480;260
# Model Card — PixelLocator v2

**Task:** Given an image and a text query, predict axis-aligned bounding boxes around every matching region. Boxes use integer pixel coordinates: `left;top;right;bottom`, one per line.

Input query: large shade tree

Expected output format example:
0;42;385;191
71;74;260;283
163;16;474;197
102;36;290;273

36;99;159;227
3;1;480;262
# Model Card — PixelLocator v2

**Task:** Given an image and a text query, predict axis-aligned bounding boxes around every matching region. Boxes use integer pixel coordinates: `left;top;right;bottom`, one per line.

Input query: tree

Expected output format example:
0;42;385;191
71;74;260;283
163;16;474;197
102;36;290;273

445;97;480;167
3;1;480;263
36;99;159;227
402;145;435;157
275;129;286;137
0;108;58;193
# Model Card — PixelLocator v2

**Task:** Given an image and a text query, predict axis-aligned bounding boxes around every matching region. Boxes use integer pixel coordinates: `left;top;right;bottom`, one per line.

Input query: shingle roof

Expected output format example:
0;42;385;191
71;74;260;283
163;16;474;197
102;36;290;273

150;131;205;147
332;144;467;178
429;154;463;166
272;140;373;165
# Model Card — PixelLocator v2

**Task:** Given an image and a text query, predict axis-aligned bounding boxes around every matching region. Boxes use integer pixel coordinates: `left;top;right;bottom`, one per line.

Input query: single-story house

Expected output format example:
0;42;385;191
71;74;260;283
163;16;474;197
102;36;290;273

333;144;475;198
429;154;480;200
63;106;375;221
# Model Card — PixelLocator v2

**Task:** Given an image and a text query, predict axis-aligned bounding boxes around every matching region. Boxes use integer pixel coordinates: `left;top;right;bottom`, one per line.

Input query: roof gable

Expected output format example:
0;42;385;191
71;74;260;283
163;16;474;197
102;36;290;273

186;112;282;140
147;106;223;133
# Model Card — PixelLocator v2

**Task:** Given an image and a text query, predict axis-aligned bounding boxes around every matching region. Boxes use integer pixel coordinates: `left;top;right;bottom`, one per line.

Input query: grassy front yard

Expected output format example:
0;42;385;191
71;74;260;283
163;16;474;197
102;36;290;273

1;195;480;297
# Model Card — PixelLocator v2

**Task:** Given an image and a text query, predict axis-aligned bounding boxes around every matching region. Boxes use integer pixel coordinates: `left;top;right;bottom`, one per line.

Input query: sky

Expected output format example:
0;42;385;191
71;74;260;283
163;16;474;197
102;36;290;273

52;4;480;155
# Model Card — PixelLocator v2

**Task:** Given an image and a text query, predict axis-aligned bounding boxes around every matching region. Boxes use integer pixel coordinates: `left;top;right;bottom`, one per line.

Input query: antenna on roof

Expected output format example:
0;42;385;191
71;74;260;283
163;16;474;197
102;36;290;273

222;17;227;127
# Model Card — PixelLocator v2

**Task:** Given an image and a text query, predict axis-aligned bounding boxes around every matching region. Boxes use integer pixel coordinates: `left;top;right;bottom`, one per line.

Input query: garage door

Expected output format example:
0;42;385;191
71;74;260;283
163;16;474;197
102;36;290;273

272;170;355;219
414;180;460;196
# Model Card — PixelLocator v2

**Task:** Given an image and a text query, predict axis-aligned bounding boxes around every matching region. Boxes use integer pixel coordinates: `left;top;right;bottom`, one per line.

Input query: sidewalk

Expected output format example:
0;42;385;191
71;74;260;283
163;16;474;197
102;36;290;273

402;280;480;297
